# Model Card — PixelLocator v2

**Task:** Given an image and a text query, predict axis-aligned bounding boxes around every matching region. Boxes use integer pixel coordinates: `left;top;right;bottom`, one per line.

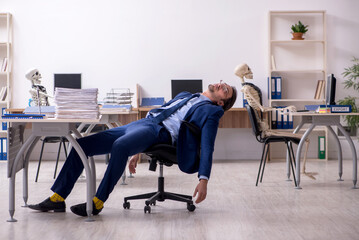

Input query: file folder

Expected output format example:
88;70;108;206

282;108;288;129
271;77;276;99
275;77;282;99
3;138;7;160
1;108;7;130
276;107;283;129
318;136;325;159
271;109;277;129
288;110;293;129
0;138;2;160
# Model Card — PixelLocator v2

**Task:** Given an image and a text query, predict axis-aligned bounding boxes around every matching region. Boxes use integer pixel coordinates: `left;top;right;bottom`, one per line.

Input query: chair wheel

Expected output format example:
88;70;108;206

150;201;156;206
187;203;196;212
123;202;130;209
144;205;151;213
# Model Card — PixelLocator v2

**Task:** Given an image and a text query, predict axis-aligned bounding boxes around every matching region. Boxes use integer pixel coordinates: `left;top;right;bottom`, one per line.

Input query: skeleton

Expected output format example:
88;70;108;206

235;63;313;178
26;69;52;107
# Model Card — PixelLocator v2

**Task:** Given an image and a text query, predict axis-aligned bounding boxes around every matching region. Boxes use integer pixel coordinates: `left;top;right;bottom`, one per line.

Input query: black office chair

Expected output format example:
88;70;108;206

123;121;198;213
35;137;68;182
246;105;299;186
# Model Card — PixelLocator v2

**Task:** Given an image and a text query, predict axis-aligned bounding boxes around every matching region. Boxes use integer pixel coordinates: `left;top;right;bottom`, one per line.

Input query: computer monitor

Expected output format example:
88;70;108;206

326;74;336;105
171;79;203;99
54;73;82;90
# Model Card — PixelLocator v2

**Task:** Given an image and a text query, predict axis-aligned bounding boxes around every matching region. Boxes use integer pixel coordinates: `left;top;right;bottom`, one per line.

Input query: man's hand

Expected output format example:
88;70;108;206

193;179;208;204
128;154;140;174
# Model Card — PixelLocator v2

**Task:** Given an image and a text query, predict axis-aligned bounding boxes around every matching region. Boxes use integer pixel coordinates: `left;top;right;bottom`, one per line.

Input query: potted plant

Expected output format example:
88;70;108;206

338;57;359;136
291;21;309;40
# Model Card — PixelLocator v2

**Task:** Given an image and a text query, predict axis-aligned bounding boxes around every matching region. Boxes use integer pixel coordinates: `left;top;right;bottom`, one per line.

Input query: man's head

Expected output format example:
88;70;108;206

204;80;237;111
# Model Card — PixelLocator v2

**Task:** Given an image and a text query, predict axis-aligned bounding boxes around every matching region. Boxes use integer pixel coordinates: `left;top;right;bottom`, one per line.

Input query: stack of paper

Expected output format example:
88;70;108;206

54;88;99;119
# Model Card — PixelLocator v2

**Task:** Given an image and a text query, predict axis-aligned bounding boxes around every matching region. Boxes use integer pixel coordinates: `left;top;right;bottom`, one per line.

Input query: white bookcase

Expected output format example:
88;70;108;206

0;13;12;152
268;10;328;160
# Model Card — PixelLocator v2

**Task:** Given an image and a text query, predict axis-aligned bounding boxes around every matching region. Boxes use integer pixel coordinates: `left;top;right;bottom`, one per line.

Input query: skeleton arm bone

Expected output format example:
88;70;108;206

29;89;53;98
242;87;272;112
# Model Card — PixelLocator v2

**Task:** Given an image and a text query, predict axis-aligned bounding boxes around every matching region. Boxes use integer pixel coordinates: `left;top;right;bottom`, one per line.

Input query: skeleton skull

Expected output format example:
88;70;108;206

25;68;42;85
234;63;253;83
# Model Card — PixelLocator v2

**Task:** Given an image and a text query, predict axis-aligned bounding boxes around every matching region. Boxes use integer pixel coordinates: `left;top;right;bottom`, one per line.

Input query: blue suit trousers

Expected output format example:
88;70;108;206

51;118;171;202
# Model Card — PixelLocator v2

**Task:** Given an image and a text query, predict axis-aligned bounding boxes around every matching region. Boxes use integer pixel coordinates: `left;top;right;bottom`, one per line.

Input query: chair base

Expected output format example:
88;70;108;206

123;176;196;213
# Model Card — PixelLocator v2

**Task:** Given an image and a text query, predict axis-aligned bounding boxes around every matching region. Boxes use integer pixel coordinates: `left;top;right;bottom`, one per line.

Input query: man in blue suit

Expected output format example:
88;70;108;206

29;81;237;217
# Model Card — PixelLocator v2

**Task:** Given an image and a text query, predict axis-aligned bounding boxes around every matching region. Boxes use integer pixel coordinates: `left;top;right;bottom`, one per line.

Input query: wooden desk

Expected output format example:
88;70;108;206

291;112;359;189
219;108;254;128
134;107;258;129
2;117;101;222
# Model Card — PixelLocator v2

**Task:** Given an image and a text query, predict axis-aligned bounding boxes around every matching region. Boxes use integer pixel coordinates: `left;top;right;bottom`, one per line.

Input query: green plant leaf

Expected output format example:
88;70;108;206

291;21;309;33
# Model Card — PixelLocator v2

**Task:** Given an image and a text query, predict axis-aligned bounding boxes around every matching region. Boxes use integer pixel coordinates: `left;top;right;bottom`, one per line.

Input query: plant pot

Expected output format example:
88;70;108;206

292;32;304;40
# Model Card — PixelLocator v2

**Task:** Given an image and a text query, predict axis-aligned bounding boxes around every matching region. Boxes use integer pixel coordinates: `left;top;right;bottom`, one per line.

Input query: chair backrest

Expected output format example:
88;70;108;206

245;104;263;142
144;121;201;170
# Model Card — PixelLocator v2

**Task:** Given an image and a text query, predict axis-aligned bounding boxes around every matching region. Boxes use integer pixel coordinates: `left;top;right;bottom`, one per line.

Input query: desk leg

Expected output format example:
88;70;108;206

65;134;95;222
22;136;41;207
72;128;83;139
7;134;37;222
337;124;358;189
295;124;316;189
84;124;95;136
327;126;343;181
77;123;87;133
114;121;122;127
120;161;128;185
89;156;96;197
287;121;305;181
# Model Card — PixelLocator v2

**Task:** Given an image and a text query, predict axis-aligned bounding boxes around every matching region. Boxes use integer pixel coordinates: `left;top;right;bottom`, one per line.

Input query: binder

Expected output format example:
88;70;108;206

282;107;288;129
271;108;277;129
329;105;352;113
318;136;325;159
3;138;7;160
1;108;7;130
0;138;2;160
2;138;6;160
288;109;293;129
271;77;276;99
276;107;283;129
276;77;282;99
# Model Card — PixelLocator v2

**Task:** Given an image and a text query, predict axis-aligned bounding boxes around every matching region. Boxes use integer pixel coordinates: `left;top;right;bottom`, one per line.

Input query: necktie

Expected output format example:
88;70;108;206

151;93;200;124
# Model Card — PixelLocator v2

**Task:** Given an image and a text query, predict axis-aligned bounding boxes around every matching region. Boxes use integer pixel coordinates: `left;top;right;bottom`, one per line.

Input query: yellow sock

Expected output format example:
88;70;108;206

93;197;104;210
50;193;65;202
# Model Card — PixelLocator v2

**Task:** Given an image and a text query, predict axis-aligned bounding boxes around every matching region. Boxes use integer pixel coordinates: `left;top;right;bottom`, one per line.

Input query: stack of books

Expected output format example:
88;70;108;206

0;86;7;101
54;88;99;119
314;80;325;99
0;58;8;72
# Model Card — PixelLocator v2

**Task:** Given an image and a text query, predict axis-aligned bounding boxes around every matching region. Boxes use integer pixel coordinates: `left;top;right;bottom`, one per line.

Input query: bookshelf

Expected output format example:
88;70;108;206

0;13;12;159
268;10;328;160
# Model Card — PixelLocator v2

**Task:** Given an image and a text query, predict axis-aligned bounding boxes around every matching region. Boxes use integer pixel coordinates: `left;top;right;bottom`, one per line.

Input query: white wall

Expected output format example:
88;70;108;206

2;0;359;160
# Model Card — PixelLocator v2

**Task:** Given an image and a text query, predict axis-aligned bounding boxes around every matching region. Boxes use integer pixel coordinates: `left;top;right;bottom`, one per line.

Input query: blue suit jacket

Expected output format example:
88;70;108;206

160;92;224;179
